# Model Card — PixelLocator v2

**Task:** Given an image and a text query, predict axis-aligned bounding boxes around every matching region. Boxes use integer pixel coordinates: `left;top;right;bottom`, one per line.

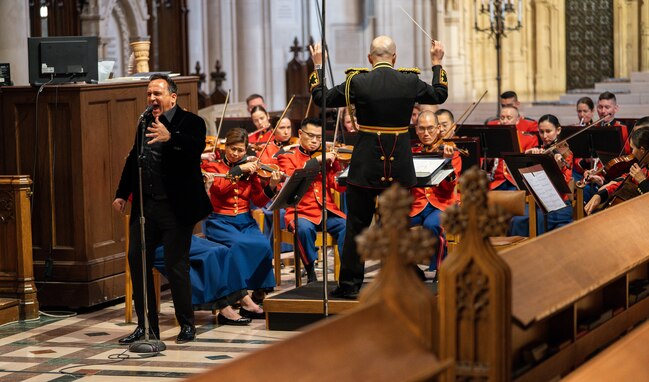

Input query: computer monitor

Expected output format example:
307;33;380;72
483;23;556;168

28;36;98;85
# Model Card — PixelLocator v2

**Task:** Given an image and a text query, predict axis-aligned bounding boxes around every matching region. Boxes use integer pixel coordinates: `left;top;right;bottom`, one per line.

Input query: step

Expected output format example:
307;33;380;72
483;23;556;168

559;93;649;105
0;298;20;325
595;82;649;93
630;71;649;82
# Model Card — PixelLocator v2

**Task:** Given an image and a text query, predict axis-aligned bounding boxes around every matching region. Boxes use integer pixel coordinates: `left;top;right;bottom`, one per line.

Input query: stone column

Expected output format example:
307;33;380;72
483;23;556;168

0;1;30;85
234;0;268;104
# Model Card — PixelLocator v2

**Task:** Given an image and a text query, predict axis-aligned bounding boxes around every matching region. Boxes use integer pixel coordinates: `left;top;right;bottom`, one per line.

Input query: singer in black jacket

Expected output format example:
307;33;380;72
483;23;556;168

113;74;212;344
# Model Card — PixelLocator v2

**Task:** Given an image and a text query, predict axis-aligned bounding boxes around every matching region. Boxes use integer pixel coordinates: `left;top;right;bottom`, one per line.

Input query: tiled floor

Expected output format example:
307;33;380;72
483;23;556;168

0;254;383;381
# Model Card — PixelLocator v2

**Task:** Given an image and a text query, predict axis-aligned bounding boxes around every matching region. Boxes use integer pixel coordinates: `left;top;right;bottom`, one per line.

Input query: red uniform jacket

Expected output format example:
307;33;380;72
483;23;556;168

201;160;273;216
258;140;283;165
409;150;462;216
248;129;273;144
277;147;346;228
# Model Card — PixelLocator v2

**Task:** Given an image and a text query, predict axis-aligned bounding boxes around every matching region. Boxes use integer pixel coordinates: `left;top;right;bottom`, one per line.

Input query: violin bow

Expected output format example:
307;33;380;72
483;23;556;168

255;95;296;161
212;89;231;154
444;90;488;140
542;115;608;155
329;108;343;153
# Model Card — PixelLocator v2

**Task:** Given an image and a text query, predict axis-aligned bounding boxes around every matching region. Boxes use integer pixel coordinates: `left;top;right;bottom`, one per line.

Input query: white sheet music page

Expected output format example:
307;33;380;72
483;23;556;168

520;165;566;212
413;157;447;177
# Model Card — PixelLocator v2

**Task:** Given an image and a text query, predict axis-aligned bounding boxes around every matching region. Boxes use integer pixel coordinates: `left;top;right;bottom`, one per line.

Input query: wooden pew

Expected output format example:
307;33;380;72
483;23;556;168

439;166;649;381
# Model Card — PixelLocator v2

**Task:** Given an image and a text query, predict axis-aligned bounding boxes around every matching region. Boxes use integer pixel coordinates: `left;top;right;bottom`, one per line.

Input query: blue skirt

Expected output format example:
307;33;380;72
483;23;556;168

154;235;246;307
203;212;276;290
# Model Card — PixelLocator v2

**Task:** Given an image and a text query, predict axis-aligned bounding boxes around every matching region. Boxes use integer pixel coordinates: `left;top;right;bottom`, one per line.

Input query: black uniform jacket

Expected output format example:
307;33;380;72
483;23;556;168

115;106;212;226
311;64;448;188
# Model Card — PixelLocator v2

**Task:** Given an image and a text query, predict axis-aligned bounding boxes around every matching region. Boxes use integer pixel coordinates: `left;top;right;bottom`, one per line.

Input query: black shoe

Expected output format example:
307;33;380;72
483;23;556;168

118;326;160;345
329;286;359;300
217;313;251;326
306;263;318;283
176;325;196;343
239;307;265;320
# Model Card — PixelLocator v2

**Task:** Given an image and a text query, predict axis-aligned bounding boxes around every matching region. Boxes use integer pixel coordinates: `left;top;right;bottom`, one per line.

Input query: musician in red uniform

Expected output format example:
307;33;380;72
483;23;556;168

510;114;574;235
485;106;538;190
584;128;649;215
248;105;274;144
201;128;280;308
410;111;461;271
258;117;294;165
498;90;538;133
277;118;347;283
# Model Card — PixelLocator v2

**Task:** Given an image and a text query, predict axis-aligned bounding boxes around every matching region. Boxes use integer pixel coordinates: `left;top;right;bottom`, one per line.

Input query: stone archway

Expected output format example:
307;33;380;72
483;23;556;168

82;0;149;77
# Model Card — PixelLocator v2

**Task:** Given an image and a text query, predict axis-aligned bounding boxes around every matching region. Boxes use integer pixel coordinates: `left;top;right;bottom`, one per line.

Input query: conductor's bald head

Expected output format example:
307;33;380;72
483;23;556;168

368;35;396;66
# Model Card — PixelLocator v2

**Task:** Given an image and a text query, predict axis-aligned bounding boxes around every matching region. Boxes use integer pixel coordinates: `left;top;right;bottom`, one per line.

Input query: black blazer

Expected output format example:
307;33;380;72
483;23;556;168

115;106;212;226
312;65;448;188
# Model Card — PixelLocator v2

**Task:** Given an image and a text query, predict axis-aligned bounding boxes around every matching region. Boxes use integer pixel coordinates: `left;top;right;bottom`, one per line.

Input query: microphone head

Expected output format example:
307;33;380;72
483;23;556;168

145;104;155;114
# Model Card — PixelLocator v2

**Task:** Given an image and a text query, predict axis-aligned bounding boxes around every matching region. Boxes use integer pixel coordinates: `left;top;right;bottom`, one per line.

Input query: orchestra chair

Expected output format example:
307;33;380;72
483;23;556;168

449;190;533;254
573;182;585;220
123;214;162;324
272;190;342;287
481;190;536;250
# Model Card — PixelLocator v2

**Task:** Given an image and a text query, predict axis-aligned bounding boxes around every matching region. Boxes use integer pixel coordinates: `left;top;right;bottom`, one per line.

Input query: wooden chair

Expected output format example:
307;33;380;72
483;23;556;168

450;190;533;254
486;191;536;251
272;191;342;287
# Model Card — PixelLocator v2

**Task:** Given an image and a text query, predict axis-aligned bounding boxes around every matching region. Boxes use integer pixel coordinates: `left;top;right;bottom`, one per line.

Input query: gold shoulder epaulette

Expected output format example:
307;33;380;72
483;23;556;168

345;67;369;75
397;67;421;74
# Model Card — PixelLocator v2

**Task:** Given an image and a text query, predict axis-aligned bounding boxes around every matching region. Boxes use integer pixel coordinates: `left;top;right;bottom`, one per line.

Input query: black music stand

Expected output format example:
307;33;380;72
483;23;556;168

560;126;624;159
446;137;481;173
268;167;321;287
503;153;572;232
455;124;520;170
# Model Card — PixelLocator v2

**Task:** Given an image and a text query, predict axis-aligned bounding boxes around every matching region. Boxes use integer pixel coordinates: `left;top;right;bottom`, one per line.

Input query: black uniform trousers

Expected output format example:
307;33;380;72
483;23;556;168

339;184;384;292
128;196;194;329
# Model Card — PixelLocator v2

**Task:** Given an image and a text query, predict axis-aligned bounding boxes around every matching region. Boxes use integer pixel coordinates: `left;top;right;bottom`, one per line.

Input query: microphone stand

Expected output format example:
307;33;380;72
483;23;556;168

130;108;166;354
315;0;330;318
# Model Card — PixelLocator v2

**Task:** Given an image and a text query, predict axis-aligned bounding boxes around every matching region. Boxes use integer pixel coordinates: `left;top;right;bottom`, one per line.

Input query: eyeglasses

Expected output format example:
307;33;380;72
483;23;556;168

416;126;437;133
300;129;322;141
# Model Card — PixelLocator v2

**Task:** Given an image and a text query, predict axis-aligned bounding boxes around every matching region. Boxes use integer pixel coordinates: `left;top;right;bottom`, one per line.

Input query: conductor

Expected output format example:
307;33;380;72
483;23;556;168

309;36;448;298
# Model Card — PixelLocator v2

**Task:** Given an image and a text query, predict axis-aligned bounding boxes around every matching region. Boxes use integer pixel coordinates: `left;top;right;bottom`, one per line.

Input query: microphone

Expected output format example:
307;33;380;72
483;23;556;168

139;104;155;120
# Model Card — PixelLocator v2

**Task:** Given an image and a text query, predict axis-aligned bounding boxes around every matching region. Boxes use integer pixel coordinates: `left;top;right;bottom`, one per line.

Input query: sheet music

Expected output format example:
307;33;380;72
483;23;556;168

520;166;566;212
413;157;447;177
426;169;455;186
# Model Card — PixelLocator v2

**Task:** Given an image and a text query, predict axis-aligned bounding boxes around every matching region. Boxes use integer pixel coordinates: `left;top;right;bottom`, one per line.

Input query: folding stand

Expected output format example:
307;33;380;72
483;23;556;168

268;167;320;288
503;153;572;232
561;126;624;159
455;124;521;171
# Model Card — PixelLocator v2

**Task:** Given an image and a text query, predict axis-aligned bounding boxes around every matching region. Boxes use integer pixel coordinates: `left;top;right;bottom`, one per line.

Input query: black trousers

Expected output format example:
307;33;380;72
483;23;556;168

128;197;194;328
339;184;383;292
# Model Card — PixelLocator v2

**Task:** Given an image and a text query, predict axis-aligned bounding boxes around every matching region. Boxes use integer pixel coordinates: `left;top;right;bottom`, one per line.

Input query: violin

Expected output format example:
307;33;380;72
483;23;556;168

255;162;287;180
575;154;636;189
542;140;572;169
424;141;469;157
309;142;354;162
599;151;649;209
204;135;225;153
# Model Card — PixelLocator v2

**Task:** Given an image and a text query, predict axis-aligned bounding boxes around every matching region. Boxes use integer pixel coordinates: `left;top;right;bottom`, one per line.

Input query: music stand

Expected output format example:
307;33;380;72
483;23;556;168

268;167;321;287
560;126;624;159
446;137;481;174
455;124;520;169
503;153;572;232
